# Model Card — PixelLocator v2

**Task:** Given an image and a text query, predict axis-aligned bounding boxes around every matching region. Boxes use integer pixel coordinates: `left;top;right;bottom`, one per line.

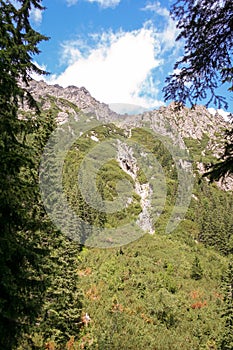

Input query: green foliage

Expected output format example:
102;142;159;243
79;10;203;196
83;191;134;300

182;134;233;256
0;1;49;348
62;124;143;243
77;234;228;349
191;181;233;255
55;118;233;255
36;101;232;348
56;116;232;348
1;5;232;346
184;134;215;164
0;3;84;348
191;256;203;280
205;128;233;182
218;261;233;350
131;128;176;178
18;236;82;350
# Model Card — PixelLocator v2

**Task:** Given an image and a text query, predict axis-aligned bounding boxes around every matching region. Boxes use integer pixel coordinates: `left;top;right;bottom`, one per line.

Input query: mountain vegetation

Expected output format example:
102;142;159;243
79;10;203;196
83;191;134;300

13;81;232;349
0;1;232;349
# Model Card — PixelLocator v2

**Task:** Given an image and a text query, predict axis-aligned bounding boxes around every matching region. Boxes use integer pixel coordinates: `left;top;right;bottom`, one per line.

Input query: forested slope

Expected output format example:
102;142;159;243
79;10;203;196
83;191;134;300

16;81;232;349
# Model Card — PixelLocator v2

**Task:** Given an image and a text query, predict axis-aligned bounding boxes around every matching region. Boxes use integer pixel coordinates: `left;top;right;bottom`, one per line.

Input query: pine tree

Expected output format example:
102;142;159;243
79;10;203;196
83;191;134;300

190;256;203;280
21;234;83;349
0;1;49;348
219;262;233;350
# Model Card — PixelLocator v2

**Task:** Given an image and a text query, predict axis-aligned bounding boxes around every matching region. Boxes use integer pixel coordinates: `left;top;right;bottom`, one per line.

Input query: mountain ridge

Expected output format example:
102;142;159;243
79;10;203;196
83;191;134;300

23;79;232;192
26;79;229;133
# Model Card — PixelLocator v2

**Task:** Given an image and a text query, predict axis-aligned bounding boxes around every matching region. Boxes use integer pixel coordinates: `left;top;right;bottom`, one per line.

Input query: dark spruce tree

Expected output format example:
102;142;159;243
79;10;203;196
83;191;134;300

219;262;233;350
163;0;233;180
0;1;49;348
190;256;203;280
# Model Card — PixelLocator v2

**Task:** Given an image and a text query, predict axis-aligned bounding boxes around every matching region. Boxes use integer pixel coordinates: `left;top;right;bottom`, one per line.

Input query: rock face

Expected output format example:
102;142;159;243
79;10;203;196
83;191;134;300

26;79;119;122
26;79;229;140
116;141;153;234
23;79;232;233
151;103;228;139
116;103;229;148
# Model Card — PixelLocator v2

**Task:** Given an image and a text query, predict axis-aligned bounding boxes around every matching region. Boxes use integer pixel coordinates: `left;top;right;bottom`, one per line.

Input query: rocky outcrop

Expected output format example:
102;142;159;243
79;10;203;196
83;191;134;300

153;103;228;139
117;141;154;234
25;79;119;122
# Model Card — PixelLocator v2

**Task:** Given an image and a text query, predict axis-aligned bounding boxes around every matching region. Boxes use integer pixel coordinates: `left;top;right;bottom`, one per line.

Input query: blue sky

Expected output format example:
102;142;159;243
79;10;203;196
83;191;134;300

29;0;232;116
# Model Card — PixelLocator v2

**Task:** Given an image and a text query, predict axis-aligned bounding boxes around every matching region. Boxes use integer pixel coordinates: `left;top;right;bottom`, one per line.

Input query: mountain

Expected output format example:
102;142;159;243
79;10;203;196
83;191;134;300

21;79;232;246
25;79;119;122
25;79;231;187
18;79;233;350
26;79;229;132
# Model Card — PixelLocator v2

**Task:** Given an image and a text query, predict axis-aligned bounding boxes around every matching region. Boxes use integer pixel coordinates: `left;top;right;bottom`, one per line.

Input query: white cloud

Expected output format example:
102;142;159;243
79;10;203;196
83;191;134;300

142;2;180;53
66;0;78;6
47;26;167;109
157;17;179;52
87;0;121;8
142;1;170;17
30;7;43;25
109;103;150;115
66;0;121;8
208;108;232;122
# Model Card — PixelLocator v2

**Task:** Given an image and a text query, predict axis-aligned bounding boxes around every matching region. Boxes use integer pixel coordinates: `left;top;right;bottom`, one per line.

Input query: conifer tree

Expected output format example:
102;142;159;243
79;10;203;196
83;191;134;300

219;262;233;350
190;256;203;280
0;1;49;348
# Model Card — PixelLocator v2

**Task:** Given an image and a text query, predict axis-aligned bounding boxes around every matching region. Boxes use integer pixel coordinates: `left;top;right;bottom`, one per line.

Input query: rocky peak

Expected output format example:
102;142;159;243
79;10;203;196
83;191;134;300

144;102;229;140
26;79;119;121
